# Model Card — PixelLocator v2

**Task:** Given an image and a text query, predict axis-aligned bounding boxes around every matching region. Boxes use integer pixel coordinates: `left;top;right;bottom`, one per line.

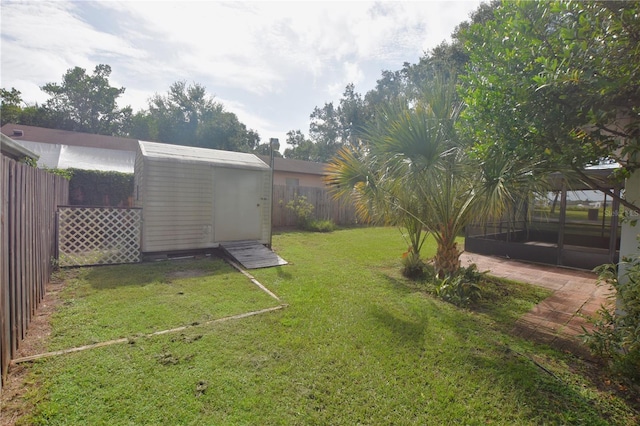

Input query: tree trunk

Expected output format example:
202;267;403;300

434;238;461;278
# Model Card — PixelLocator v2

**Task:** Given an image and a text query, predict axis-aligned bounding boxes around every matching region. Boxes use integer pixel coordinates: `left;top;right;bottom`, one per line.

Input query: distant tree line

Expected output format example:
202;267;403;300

0;65;274;156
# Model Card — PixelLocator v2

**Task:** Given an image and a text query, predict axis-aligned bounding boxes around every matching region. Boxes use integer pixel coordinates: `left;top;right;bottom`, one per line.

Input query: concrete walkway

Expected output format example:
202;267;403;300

460;252;612;359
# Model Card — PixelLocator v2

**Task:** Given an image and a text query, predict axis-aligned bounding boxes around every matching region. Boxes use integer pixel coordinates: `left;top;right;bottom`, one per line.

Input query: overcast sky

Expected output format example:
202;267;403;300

1;0;482;146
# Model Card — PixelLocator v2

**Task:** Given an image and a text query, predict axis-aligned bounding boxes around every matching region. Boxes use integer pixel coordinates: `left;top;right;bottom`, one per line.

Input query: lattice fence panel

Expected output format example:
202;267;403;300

57;207;142;267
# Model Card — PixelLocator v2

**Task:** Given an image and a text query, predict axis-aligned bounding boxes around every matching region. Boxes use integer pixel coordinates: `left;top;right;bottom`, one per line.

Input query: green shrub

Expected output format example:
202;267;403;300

583;249;640;383
285;196;335;232
306;219;336;233
42;166;74;180
436;275;481;307
458;263;486;283
401;249;426;279
434;264;484;307
285;195;314;229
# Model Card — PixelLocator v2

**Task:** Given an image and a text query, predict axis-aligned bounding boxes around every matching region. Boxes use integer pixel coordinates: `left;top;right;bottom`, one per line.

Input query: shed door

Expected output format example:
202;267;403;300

214;167;263;242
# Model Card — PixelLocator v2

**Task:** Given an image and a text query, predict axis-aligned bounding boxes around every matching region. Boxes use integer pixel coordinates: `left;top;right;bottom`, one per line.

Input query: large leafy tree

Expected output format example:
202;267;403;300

283;130;319;161
41;64;132;135
286;84;370;162
327;76;546;277
138;81;263;153
458;0;640;212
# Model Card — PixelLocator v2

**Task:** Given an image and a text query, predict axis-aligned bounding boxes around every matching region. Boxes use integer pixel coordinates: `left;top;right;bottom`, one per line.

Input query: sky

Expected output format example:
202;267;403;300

1;0;482;148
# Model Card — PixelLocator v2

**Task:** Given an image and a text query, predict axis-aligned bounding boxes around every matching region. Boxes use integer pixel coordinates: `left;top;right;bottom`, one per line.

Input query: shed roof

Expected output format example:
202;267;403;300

139;140;269;170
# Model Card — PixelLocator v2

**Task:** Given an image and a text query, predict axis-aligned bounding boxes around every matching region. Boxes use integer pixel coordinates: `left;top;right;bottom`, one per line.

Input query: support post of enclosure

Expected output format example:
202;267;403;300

557;180;567;266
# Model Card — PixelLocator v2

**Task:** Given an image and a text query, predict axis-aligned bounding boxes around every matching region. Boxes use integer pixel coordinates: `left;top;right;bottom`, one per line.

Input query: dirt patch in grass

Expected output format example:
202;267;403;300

0;274;67;426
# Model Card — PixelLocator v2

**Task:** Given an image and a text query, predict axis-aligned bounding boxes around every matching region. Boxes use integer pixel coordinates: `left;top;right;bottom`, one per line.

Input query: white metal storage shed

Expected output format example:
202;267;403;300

134;141;272;253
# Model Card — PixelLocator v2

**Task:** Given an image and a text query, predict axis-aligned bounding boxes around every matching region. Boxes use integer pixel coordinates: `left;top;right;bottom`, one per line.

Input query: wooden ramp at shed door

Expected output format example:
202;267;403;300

220;241;288;269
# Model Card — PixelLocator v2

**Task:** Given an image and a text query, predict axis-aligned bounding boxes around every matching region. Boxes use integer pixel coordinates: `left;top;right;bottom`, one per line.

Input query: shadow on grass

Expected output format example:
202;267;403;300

374;269;636;422
368;304;429;348
377;267;552;332
83;256;235;289
275;266;293;280
471;276;553;330
465;344;619;424
375;270;435;296
372;286;627;422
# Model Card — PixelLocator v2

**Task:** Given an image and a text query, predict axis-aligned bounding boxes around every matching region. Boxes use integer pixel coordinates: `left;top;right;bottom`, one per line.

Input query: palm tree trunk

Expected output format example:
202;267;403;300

434;236;461;278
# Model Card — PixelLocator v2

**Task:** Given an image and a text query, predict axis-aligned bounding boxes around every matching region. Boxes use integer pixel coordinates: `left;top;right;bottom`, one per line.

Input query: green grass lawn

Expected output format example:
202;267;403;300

46;257;281;351
16;227;639;425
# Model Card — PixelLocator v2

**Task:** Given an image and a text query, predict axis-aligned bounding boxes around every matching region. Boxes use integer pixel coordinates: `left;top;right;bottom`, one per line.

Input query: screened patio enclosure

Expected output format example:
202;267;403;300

465;167;623;270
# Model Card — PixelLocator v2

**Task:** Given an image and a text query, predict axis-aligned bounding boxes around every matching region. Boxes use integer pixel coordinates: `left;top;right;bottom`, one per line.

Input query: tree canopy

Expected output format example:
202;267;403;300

40;64;132;135
457;0;640;211
0;87;24;125
285;84;371;162
131;81;262;153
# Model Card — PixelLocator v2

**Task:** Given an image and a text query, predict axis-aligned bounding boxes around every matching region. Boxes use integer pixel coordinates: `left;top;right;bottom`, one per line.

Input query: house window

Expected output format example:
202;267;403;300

285;178;299;187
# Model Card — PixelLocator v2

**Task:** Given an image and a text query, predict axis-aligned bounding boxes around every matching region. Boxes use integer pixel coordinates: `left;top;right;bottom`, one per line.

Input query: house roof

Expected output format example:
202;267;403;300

139;140;269;171
257;155;328;176
0;123;138;151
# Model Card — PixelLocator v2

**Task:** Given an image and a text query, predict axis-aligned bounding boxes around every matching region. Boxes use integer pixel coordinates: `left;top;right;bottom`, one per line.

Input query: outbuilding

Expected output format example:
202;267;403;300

134;141;272;253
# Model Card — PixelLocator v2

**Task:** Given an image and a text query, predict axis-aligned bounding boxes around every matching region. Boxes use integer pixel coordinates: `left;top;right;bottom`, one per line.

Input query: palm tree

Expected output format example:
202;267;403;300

326;76;547;278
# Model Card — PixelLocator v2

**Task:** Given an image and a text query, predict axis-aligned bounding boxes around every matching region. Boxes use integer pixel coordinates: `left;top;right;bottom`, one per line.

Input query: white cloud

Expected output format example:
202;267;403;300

326;61;365;100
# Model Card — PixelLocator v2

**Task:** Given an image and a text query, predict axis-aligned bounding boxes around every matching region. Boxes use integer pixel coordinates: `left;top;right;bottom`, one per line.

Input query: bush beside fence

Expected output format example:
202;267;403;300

272;185;357;228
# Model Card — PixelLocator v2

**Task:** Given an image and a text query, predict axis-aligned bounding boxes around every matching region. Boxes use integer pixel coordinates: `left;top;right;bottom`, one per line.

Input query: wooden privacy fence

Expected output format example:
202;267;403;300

1;156;69;389
57;206;142;267
272;185;358;227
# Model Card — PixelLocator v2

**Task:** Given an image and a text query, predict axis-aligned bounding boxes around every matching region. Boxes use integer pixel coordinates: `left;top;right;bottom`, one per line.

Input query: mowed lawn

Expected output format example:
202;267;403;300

14;227;639;425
